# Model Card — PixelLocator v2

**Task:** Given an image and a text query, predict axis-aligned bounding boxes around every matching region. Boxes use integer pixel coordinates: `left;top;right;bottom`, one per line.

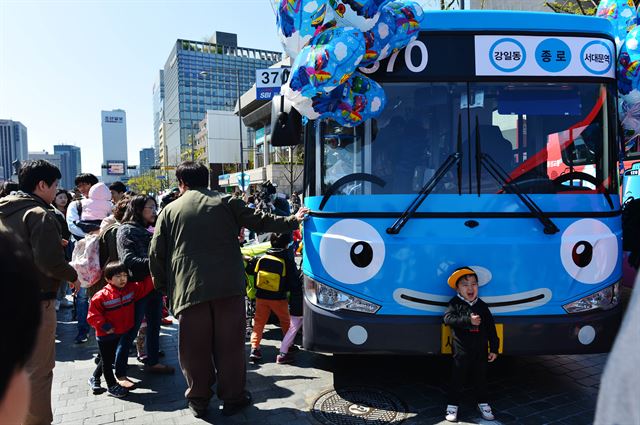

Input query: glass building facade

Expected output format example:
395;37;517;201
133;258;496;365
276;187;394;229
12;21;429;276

162;33;281;165
0;120;28;181
53;145;81;190
152;70;164;166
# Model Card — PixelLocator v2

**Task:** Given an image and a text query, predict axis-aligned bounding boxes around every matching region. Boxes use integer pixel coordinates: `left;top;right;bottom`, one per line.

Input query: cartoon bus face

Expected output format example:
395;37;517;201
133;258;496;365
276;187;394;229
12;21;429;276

303;209;621;317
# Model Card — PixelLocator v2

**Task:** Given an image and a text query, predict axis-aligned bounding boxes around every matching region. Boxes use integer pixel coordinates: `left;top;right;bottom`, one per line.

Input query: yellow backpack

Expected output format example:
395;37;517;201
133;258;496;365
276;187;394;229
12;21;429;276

254;254;286;292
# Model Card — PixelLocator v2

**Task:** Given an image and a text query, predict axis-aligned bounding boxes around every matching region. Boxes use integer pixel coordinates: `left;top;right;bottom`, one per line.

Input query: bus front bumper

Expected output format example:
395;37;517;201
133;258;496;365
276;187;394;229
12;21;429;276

302;297;622;355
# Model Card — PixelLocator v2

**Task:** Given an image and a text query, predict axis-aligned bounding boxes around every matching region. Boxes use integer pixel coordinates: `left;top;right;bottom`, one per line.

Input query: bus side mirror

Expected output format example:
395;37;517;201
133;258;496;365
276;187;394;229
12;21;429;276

271;95;303;147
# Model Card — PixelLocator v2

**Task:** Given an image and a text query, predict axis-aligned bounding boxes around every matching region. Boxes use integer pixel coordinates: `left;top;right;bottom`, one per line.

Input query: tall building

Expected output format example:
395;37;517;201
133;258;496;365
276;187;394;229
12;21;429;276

0;120;28;181
152;70;164;166
29;150;62;171
54;145;81;190
139;148;155;175
162;31;281;166
101;109;128;184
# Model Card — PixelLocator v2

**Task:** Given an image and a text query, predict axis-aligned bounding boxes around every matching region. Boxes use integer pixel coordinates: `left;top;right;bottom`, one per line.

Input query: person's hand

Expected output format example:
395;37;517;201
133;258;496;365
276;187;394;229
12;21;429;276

61;239;69;248
106;328;115;335
488;352;497;362
294;207;310;222
470;313;481;326
69;280;80;295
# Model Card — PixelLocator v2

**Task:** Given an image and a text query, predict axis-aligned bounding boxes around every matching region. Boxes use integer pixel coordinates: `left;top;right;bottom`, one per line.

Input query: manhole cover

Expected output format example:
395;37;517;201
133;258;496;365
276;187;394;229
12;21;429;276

311;387;408;425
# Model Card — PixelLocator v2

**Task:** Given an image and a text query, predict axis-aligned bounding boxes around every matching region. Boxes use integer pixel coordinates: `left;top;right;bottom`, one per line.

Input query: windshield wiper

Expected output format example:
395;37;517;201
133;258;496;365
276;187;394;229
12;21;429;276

386;152;462;235
474;118;559;235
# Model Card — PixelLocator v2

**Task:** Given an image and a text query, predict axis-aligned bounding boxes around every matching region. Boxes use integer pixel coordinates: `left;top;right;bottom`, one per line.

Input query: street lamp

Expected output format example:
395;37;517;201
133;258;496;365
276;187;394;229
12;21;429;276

236;69;246;193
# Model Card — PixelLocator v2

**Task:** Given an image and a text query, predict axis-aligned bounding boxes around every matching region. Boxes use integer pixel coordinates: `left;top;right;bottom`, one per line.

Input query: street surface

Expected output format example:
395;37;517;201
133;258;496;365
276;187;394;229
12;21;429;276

52;304;606;425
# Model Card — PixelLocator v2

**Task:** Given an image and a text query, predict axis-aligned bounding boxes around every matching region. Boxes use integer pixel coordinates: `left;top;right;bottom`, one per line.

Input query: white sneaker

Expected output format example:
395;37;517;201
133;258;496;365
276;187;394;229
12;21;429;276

478;403;495;421
445;405;458;422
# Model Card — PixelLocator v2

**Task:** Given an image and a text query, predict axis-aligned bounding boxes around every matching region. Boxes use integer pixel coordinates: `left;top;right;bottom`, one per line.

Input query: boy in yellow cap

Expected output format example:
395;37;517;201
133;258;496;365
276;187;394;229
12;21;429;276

443;267;499;422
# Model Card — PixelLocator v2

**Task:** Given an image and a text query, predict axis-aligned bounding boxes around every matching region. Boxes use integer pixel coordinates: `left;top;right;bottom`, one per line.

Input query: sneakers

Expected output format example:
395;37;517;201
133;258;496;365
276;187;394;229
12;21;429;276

88;376;104;395
445;405;458;422
249;348;262;362
74;334;88;344
107;384;128;398
478;403;495;421
276;352;295;364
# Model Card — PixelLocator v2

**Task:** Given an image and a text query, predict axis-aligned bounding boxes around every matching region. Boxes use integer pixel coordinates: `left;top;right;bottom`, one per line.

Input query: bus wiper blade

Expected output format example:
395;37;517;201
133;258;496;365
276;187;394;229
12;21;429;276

481;153;560;235
386;152;462;235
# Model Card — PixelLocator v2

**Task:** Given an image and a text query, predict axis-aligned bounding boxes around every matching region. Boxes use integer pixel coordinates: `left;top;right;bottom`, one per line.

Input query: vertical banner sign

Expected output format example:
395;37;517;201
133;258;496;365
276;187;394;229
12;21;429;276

475;35;615;78
255;68;291;100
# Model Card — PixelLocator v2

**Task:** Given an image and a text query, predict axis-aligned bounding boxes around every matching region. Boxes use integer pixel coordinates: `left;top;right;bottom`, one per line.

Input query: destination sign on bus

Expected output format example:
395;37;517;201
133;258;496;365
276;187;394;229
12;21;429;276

475;35;614;78
362;33;614;81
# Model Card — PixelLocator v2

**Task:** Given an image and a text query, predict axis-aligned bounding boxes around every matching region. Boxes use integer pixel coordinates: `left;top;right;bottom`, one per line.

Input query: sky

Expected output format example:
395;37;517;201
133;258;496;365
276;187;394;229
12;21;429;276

0;0;435;176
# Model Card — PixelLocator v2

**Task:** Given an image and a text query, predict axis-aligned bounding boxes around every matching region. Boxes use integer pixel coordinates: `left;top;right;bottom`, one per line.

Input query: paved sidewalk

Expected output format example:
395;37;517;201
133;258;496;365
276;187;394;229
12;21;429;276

53;305;606;425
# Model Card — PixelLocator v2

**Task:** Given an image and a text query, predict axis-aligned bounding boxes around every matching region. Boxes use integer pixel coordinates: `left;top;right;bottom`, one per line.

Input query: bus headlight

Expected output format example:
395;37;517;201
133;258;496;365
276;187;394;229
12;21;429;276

562;282;620;314
304;277;380;314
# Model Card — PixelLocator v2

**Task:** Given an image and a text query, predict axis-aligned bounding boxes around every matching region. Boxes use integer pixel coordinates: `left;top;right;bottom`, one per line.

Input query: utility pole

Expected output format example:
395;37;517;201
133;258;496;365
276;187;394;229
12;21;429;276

237;69;245;192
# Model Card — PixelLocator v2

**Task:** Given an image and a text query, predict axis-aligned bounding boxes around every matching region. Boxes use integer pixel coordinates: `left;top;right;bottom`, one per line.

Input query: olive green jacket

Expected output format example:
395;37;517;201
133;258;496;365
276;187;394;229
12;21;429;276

149;188;299;316
0;192;78;295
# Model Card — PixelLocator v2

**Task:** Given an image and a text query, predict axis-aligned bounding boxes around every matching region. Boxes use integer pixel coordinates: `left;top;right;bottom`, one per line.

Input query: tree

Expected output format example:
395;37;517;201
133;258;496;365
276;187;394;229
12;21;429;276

545;0;639;15
274;145;304;195
127;173;162;195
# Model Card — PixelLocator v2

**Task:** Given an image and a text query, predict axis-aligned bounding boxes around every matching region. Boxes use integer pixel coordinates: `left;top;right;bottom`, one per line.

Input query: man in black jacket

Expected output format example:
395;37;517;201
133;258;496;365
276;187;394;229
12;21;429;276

443;267;499;423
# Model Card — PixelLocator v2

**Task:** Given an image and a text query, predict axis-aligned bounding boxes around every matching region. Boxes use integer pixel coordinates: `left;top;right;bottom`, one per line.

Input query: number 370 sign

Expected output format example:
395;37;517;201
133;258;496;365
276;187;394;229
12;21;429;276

255;67;290;100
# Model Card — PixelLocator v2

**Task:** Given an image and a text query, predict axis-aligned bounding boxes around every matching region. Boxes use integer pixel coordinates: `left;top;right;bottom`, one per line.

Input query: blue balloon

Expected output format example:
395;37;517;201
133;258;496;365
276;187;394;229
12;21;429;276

384;0;424;51
618;27;640;96
331;73;387;126
276;0;336;59
288;27;366;98
329;0;388;32
360;5;396;66
596;0;637;50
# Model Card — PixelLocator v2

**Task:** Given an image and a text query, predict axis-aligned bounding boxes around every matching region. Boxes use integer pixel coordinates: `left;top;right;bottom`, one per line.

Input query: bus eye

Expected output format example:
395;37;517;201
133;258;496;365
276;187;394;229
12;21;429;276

560;219;617;284
319;219;385;284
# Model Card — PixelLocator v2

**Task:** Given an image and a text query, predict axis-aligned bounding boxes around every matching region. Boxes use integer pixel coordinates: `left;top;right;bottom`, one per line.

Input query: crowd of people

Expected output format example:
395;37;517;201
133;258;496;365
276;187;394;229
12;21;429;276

0;160;308;423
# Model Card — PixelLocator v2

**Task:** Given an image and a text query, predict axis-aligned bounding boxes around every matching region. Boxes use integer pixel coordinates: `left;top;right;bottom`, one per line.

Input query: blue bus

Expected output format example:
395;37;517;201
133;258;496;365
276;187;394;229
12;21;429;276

299;11;623;355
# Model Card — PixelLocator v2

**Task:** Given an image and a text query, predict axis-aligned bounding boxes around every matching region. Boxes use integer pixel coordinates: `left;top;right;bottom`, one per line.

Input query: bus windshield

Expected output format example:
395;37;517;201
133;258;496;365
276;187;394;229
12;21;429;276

319;82;616;196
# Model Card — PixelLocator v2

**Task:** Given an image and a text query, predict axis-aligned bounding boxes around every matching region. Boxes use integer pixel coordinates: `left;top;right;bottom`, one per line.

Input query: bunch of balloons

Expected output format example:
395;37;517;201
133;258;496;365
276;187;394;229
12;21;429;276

275;0;424;127
598;0;640;142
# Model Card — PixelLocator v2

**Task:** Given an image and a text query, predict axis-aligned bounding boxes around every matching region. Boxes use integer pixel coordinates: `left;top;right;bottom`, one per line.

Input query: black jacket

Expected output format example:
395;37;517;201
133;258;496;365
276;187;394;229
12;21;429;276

116;222;151;282
256;247;302;315
443;296;500;355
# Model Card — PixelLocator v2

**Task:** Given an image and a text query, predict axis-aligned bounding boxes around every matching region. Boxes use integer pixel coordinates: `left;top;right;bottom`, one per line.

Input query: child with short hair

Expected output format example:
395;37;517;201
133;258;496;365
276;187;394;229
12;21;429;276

86;261;153;397
443;267;499;422
249;233;296;362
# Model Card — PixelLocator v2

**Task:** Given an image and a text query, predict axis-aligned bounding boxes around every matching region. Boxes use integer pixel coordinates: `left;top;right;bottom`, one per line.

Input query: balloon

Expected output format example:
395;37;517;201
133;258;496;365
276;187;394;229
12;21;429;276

276;0;336;59
360;6;395;66
384;0;424;51
617;27;640;96
288;26;366;97
596;0;637;50
331;73;387;126
329;0;387;32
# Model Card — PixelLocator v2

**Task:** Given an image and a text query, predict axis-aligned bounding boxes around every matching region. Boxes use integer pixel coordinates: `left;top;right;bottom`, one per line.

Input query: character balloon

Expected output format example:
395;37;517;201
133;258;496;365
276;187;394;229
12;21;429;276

596;0;637;51
276;0;336;60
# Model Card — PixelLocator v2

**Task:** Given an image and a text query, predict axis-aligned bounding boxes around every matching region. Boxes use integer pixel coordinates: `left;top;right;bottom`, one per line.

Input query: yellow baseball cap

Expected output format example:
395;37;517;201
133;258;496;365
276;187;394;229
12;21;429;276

447;267;477;289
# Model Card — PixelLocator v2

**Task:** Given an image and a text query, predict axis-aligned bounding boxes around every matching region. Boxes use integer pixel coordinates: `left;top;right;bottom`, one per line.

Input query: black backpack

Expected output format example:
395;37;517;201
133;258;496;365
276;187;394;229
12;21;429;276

622;197;640;252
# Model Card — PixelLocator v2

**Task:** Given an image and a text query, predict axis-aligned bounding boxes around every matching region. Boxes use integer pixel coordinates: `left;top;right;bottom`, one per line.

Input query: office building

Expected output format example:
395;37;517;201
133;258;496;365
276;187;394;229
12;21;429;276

54;145;81;190
162;31;281;166
152;70;164;166
29;150;62;171
139;148;155;175
0;120;28;181
101;109;128;184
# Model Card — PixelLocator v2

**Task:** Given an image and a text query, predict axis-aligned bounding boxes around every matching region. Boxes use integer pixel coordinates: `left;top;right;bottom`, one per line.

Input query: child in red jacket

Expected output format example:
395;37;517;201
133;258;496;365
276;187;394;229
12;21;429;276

86;261;153;398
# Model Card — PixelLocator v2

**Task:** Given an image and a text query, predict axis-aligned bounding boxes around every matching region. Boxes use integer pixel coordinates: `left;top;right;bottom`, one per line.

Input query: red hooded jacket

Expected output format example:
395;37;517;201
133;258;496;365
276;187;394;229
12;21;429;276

87;276;153;337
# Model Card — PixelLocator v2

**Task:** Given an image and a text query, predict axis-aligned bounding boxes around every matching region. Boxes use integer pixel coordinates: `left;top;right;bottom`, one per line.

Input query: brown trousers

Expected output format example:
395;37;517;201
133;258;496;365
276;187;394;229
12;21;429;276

24;301;56;425
178;295;246;404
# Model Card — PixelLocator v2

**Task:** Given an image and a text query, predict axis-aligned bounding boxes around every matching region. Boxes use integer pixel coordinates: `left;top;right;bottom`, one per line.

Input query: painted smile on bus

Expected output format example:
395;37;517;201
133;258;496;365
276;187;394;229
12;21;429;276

314;218;618;314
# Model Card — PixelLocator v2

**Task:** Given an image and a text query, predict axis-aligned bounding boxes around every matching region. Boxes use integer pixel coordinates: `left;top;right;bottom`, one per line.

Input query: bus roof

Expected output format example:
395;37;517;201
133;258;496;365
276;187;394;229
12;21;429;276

421;11;614;38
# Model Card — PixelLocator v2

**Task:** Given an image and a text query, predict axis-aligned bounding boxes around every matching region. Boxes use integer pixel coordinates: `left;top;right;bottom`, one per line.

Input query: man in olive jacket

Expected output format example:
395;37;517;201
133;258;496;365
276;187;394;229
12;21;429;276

149;162;308;418
0;160;78;425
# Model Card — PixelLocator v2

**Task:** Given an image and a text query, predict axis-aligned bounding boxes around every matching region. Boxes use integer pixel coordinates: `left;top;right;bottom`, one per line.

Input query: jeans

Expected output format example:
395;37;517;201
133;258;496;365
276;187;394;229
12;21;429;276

94;334;126;388
115;289;162;376
75;287;90;338
56;281;69;302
